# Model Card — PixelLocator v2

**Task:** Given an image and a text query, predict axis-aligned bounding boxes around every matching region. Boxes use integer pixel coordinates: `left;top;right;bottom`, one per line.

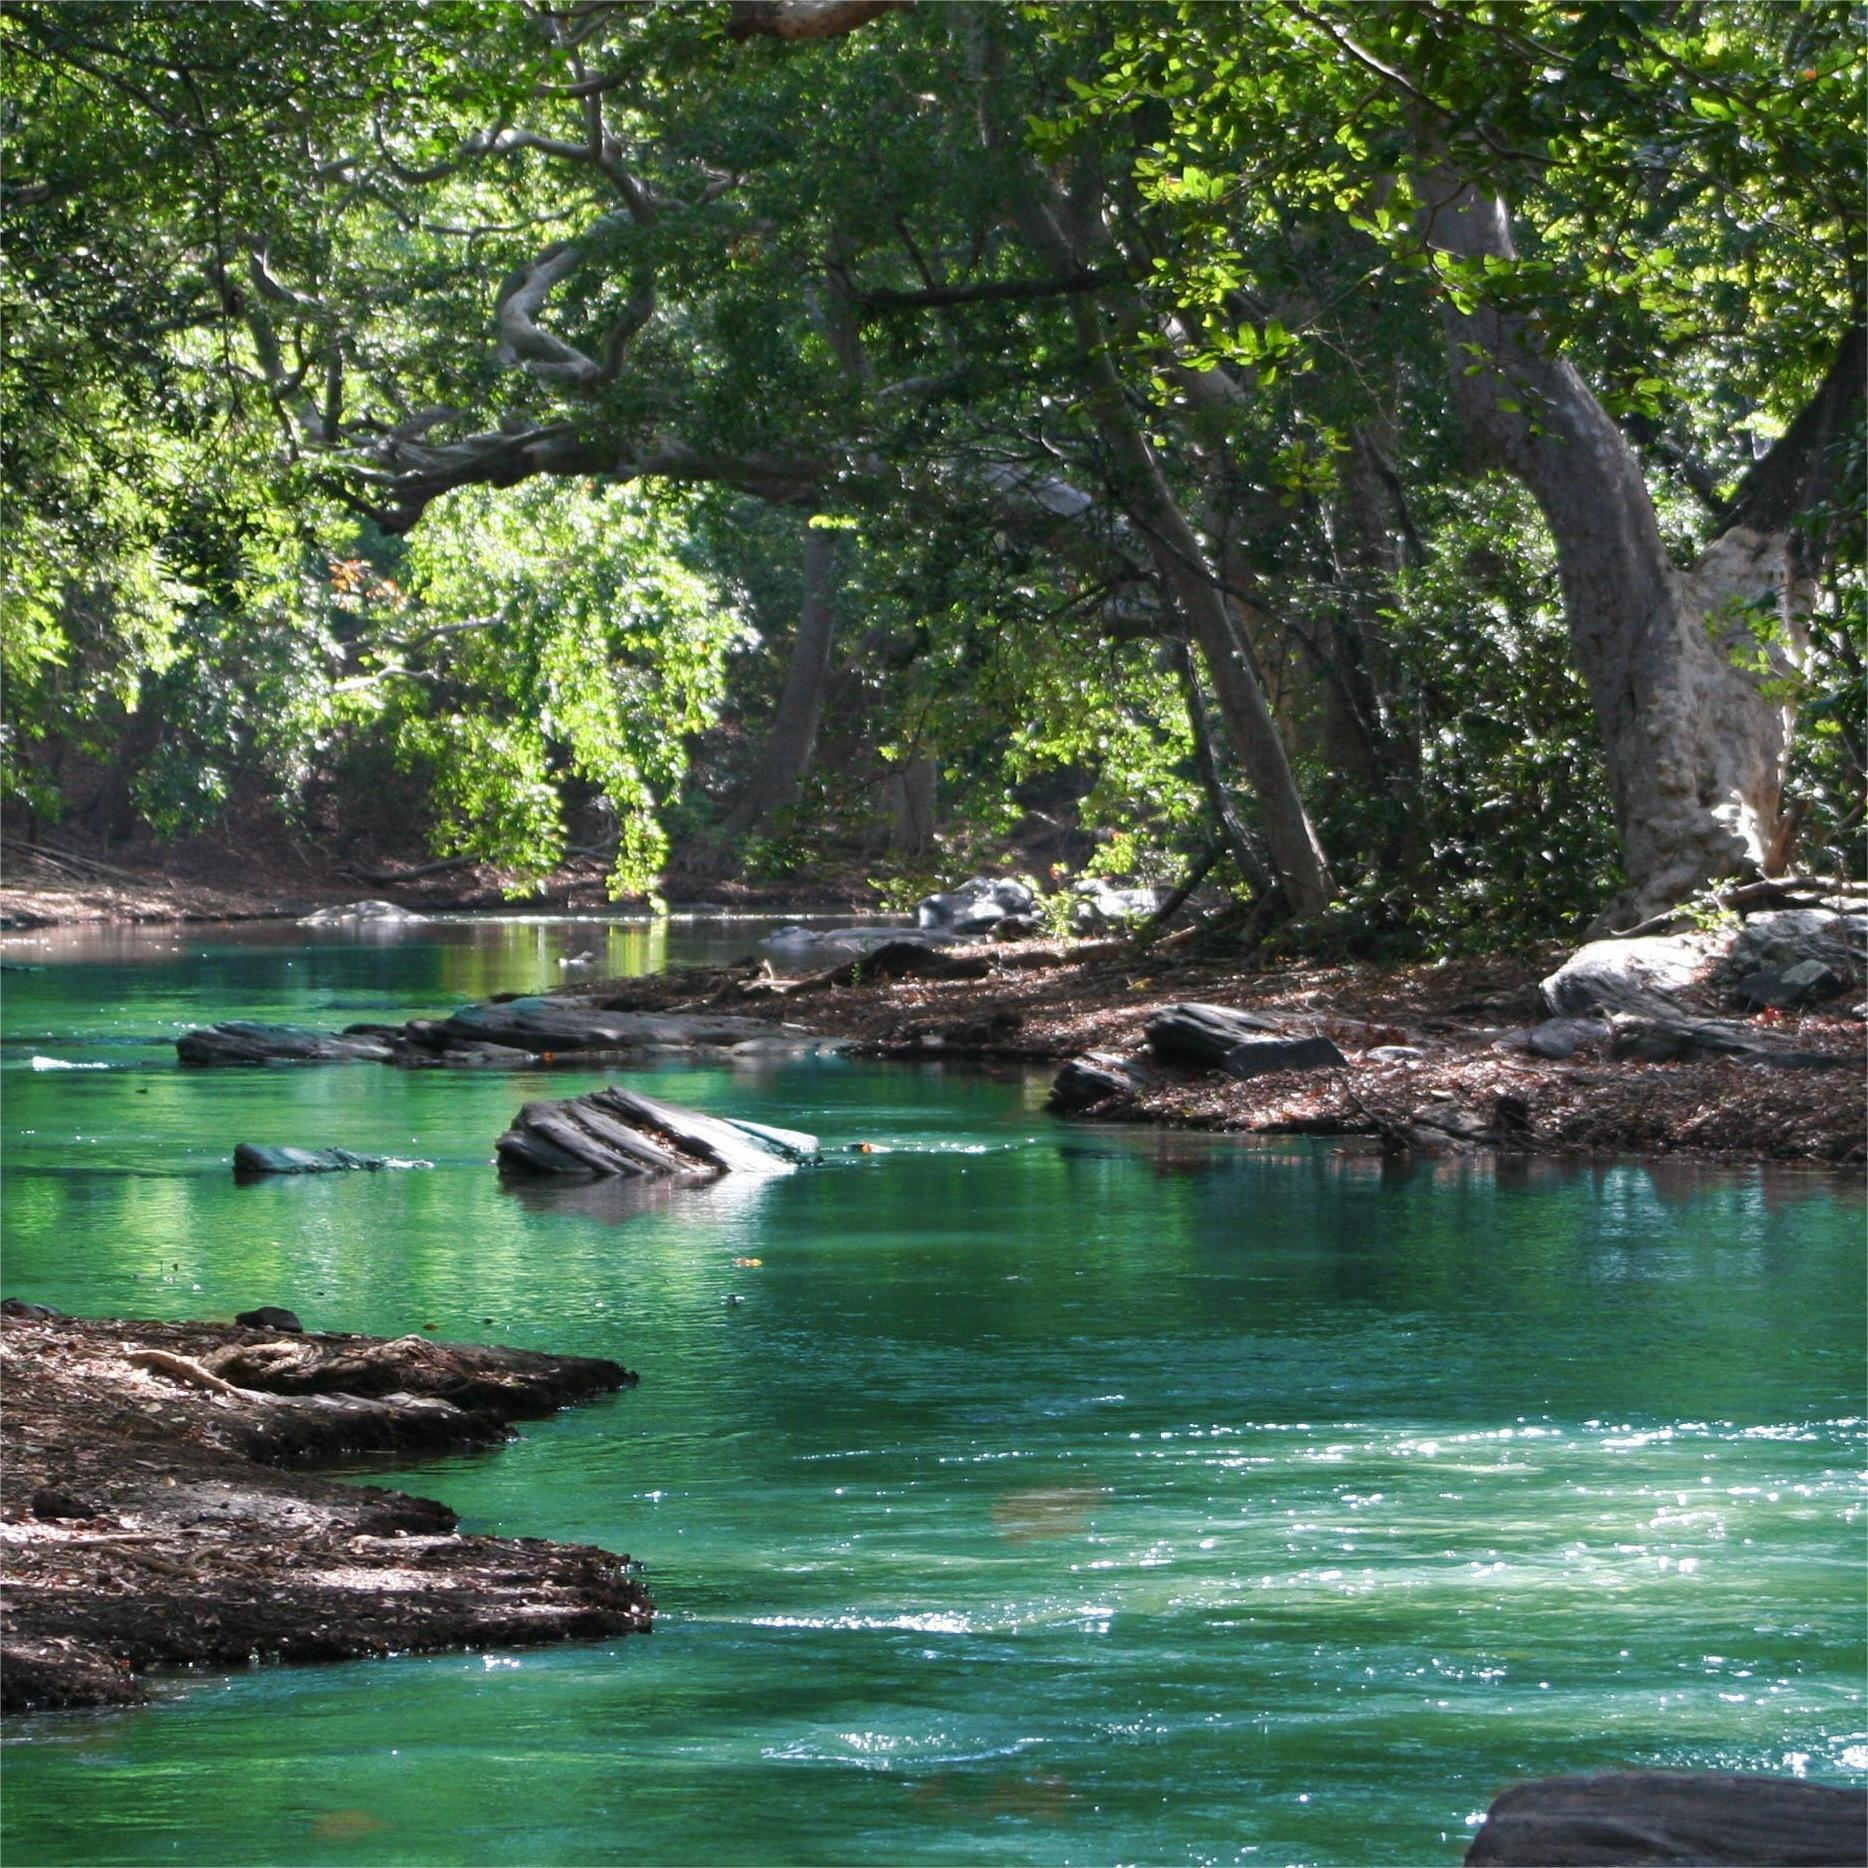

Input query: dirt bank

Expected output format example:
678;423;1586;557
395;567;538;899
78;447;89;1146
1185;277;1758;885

0;1312;652;1712
585;939;1865;1167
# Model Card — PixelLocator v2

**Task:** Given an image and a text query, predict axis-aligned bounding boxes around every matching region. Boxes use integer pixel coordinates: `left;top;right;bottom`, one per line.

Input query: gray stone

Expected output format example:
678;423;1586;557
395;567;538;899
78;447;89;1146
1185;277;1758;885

495;1086;817;1181
232;1144;428;1178
441;997;789;1054
1071;879;1167;934
1464;1769;1867;1866
178;1023;398;1066
1145;1003;1287;1069
1726;907;1867;980
1048;1051;1152;1113
1732;959;1849;1011
1526;1016;1610;1060
916;876;1035;933
1539;933;1719;1018
298;899;428;927
234;1306;304;1333
1220;1034;1347;1079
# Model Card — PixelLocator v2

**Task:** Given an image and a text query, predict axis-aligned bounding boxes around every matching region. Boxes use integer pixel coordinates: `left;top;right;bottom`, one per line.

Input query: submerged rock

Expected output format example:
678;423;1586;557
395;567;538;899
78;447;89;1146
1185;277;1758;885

496;1084;818;1181
232;1143;428;1178
177;1022;397;1066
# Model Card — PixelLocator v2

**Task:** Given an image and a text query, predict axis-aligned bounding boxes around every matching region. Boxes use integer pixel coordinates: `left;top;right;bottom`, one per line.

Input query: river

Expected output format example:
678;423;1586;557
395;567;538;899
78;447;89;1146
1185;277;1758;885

2;917;1863;1865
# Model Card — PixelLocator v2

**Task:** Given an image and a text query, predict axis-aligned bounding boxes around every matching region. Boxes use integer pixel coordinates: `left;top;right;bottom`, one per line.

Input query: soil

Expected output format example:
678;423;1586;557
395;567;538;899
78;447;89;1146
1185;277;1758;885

0;1312;652;1713
590;938;1866;1168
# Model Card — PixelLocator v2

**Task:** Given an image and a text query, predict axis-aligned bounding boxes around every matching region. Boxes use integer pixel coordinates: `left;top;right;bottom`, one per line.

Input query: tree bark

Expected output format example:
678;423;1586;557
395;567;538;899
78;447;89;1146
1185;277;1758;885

704;521;841;858
1422;172;1821;925
1001;185;1333;915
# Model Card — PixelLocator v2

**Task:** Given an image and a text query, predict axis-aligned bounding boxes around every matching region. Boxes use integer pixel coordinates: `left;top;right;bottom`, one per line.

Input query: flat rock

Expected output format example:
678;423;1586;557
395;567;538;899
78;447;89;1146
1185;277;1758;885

495;1085;818;1180
1219;1034;1347;1079
0;1313;648;1712
1608;1012;1850;1069
177;1022;398;1066
232;1144;429;1178
1145;1003;1287;1069
1464;1770;1867;1865
442;996;788;1054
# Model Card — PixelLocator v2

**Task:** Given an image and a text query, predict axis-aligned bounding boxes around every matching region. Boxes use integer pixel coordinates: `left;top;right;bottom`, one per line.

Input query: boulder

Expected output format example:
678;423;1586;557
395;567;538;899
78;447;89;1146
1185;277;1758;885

297;900;428;927
1732;958;1850;1012
1218;1034;1348;1079
232;1144;428;1178
495;1085;817;1181
1723;907;1867;983
1464;1770;1867;1865
177;1022;398;1066
915;876;1035;934
1072;878;1166;934
1047;1051;1152;1113
234;1306;304;1333
1539;933;1720;1018
1144;1002;1287;1069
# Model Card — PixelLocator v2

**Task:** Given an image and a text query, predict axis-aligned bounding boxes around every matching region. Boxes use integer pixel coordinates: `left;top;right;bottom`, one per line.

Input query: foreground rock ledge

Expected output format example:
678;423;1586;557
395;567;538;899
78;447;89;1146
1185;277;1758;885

0;1312;651;1713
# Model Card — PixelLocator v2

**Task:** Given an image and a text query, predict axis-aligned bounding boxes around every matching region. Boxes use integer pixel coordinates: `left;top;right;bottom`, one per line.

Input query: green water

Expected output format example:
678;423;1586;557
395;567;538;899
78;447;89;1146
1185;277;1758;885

2;921;1863;1866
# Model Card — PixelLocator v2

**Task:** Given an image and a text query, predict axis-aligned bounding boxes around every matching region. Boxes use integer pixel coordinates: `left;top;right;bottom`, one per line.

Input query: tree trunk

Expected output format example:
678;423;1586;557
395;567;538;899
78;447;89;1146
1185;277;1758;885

887;752;937;858
702;522;841;864
1422;173;1811;926
1001;189;1332;913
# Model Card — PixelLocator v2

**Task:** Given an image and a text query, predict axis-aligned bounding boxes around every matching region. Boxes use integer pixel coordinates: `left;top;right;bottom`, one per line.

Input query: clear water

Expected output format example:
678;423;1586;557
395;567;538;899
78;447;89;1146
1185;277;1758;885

3;919;1863;1866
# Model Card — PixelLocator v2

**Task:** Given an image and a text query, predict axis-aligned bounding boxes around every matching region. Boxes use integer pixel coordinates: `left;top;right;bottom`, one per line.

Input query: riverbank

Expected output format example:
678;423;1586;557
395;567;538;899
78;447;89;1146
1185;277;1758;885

572;938;1866;1167
0;1311;652;1712
4;857;1862;1166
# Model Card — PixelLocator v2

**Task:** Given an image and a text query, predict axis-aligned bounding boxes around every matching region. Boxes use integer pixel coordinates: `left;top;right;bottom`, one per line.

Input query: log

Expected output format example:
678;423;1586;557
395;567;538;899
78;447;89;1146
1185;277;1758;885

1465;1770;1867;1866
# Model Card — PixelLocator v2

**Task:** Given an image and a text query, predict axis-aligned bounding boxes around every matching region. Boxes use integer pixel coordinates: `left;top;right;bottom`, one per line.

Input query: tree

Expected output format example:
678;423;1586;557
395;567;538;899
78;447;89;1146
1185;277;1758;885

1060;0;1864;923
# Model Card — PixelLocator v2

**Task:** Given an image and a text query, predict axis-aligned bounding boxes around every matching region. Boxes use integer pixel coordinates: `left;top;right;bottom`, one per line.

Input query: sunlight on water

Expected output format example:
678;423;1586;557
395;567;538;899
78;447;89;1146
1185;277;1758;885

2;919;1862;1865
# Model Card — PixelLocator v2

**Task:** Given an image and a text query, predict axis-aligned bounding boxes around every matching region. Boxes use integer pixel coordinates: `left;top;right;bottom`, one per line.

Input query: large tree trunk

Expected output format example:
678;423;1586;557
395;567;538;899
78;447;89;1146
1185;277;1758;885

1422;174;1820;926
698;522;841;866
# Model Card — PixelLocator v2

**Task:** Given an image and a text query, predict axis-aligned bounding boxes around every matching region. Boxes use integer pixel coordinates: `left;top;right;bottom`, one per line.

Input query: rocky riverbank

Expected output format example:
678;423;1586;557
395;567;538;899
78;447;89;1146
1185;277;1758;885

572;926;1866;1167
0;1310;652;1712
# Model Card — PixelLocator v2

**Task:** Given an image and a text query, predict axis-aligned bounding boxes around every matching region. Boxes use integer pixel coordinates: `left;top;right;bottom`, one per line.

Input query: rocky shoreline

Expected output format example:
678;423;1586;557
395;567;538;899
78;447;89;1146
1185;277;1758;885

0;1310;651;1712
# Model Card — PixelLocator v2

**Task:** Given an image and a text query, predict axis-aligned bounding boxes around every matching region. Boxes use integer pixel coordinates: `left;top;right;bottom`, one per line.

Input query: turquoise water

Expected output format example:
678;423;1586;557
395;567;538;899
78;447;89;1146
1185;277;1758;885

2;920;1863;1866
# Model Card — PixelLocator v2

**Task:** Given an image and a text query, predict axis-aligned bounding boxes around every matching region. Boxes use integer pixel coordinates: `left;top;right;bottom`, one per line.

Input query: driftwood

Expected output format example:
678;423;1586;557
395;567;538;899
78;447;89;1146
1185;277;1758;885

1465;1770;1868;1865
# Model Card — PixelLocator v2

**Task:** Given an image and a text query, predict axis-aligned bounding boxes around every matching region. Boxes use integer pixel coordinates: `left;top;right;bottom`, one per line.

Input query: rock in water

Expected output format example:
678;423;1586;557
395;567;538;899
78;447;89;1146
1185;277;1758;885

496;1085;817;1181
177;1023;397;1066
1464;1770;1867;1865
298;900;428;926
232;1144;424;1178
